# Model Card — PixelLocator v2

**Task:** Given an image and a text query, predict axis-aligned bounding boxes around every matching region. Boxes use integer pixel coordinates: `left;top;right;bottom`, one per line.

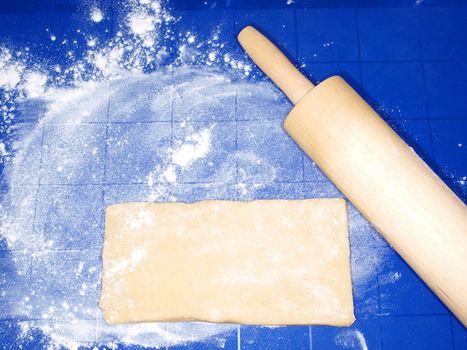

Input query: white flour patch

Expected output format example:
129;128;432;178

0;65;23;89
0;48;24;90
172;129;211;167
335;330;368;350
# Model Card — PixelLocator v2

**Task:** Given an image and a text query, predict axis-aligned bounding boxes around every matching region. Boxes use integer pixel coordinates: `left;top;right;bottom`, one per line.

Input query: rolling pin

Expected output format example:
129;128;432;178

237;26;467;326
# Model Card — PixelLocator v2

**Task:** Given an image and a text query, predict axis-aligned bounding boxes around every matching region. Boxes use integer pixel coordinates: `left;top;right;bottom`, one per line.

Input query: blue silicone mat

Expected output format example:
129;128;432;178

0;0;466;349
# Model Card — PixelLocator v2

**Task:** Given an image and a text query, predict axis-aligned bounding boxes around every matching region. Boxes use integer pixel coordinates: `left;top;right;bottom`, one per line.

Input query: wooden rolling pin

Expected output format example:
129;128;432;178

238;26;467;326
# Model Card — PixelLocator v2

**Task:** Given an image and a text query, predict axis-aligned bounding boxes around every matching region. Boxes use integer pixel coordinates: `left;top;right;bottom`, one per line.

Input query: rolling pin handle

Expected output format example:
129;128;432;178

237;26;314;105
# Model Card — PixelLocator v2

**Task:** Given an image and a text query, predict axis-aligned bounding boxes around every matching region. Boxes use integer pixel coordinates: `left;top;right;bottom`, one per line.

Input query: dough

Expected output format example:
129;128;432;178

100;199;354;326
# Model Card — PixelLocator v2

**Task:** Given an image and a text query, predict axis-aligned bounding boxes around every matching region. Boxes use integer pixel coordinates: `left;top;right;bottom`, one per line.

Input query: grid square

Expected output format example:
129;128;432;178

171;121;237;183
424;61;467;119
34;185;104;250
361;62;427;120
419;6;467;61
381;315;453;350
106;122;171;184
108;74;172;122
241;326;310;350
41;123;106;185
237;120;303;183
234;9;297;59
29;250;101;321
296;8;359;62
312;318;382;350
357;7;420;61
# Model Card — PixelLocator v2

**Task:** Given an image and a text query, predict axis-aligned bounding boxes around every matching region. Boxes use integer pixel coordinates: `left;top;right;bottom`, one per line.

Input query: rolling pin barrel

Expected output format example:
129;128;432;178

238;26;467;326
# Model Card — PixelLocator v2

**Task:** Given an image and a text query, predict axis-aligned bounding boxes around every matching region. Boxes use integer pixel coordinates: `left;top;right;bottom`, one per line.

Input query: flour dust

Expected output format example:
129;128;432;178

334;329;368;350
1;0;392;348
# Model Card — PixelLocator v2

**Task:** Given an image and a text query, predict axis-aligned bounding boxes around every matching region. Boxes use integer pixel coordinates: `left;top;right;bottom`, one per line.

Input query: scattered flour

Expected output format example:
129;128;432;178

208;51;217;62
22;72;47;98
90;7;104;23
86;37;97;47
0;65;23;90
380;271;402;284
0;0;400;348
128;12;155;35
0;141;7;155
187;35;196;44
162;165;177;183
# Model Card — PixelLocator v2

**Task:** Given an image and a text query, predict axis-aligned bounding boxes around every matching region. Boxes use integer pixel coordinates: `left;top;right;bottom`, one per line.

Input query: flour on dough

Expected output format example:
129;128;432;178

100;199;355;326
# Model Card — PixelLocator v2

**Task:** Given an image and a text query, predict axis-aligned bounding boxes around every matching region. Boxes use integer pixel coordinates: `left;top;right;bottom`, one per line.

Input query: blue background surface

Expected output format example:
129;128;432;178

1;0;466;349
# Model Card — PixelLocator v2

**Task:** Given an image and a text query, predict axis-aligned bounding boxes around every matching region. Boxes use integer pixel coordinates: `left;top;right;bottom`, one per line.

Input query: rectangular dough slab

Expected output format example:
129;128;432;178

100;199;354;326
